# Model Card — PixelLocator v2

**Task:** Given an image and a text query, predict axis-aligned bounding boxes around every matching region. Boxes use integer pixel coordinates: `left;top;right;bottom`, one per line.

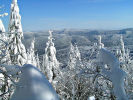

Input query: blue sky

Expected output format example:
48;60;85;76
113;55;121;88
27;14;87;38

0;0;133;31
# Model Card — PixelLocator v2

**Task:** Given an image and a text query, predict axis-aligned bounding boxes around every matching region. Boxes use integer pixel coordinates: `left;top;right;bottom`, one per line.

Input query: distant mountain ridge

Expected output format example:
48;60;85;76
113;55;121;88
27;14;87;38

23;28;133;64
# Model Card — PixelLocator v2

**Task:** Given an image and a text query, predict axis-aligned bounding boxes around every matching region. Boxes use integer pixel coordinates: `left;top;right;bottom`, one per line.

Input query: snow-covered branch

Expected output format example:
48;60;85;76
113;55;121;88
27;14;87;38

98;48;128;100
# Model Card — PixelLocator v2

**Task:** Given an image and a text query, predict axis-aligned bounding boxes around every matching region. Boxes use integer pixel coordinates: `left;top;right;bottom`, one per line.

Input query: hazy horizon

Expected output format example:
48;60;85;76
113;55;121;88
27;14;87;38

1;0;133;31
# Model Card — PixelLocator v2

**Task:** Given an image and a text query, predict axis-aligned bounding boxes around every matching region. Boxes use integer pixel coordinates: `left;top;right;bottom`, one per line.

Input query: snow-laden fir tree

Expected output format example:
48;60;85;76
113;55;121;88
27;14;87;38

68;43;82;70
68;43;76;70
74;45;81;61
116;35;126;61
27;38;37;67
27;38;41;70
116;35;131;76
57;43;92;100
42;30;60;84
120;35;125;56
117;35;130;64
8;0;27;66
116;35;133;98
67;43;82;98
98;35;104;49
8;0;23;37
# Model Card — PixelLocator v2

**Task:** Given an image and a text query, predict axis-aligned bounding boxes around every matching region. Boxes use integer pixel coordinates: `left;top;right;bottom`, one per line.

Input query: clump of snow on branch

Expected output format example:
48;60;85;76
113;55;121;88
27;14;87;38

0;19;5;33
88;96;95;100
98;48;128;100
0;18;8;42
0;8;8;41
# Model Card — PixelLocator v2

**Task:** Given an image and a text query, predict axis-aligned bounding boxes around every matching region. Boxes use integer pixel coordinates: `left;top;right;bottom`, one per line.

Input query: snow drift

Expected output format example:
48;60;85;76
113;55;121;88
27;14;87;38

10;64;59;100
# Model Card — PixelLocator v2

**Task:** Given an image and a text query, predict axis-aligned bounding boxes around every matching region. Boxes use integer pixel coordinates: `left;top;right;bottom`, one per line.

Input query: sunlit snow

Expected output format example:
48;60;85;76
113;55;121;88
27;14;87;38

11;64;59;100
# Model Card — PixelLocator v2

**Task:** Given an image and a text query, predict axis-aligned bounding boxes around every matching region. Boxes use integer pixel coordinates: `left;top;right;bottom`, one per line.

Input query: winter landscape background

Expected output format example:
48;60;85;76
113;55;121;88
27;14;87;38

23;28;133;64
0;0;133;100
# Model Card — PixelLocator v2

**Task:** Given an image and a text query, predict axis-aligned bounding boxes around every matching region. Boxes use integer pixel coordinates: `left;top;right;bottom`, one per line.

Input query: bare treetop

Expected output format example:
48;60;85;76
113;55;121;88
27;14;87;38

49;30;53;38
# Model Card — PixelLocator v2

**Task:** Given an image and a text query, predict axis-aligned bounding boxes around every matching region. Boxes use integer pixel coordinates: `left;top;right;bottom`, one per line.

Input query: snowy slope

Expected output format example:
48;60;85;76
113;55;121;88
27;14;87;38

11;64;59;100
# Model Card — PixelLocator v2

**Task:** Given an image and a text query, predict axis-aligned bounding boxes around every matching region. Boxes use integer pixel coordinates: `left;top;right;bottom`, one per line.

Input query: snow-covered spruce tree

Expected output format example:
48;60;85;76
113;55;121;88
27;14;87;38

57;43;92;100
0;39;14;100
27;38;37;67
27;38;41;70
42;30;60;85
68;43;77;70
116;35;133;99
115;35;130;73
120;35;125;57
68;43;82;70
60;41;107;100
97;35;104;49
8;0;27;66
0;12;12;100
36;53;41;70
75;45;81;61
116;35;128;62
